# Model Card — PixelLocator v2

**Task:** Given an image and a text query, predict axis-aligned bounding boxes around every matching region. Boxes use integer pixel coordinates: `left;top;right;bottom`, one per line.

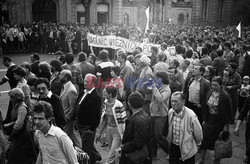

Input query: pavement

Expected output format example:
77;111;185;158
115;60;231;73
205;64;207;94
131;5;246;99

0;53;247;164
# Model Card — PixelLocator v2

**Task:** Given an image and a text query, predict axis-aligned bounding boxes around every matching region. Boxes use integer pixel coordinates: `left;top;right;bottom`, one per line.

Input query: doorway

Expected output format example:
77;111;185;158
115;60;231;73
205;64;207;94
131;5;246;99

32;0;57;23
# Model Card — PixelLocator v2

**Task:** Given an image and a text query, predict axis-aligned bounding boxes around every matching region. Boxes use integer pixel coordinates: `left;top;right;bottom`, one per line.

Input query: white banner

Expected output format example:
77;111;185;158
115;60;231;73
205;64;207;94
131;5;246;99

87;33;161;56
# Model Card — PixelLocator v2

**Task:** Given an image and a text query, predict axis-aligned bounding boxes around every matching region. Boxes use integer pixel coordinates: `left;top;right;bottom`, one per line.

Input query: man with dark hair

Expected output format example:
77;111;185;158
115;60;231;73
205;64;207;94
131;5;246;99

120;92;151;164
36;78;66;129
30;53;40;76
170;59;184;87
33;101;78;164
183;65;211;124
0;57;18;89
200;47;212;66
76;52;96;80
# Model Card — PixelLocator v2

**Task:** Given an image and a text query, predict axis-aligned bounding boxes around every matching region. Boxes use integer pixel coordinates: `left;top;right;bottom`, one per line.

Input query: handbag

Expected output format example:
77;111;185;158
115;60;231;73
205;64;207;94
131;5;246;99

214;131;233;159
125;144;149;164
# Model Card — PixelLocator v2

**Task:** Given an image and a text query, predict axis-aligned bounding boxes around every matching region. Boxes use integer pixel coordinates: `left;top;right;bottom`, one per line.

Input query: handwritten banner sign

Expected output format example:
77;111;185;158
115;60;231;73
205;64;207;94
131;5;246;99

87;33;161;56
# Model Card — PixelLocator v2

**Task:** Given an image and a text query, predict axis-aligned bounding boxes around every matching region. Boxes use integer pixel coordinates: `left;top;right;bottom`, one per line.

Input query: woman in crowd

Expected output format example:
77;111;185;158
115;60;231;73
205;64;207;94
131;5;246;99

198;76;232;164
38;61;51;81
4;88;37;164
12;66;31;110
49;59;63;96
203;65;215;82
98;86;127;164
110;65;124;101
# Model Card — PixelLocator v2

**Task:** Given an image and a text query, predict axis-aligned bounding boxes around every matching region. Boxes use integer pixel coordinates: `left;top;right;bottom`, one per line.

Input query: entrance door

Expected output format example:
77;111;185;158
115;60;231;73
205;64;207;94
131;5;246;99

32;0;57;23
97;12;108;25
178;13;184;25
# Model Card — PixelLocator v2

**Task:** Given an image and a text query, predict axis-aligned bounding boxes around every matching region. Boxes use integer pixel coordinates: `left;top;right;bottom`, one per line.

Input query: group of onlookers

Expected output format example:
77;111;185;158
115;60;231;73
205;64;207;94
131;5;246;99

0;21;250;164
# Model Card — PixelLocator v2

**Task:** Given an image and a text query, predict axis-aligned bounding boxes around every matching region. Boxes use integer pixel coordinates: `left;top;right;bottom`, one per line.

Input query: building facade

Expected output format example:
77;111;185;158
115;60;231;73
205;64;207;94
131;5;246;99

3;0;235;25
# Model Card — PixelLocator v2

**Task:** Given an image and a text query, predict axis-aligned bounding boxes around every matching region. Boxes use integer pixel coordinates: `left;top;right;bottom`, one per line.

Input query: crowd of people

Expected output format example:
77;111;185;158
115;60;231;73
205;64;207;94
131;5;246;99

0;22;250;164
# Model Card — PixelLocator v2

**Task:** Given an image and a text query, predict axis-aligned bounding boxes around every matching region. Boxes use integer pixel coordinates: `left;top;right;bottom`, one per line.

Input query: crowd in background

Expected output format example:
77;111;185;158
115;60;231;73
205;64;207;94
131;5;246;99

0;22;250;164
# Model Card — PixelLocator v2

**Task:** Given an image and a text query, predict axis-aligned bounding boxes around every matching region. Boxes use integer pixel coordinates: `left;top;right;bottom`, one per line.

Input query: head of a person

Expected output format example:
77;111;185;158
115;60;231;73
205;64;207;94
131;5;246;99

21;62;32;74
8;88;24;103
88;53;96;65
217;49;223;57
193;65;205;77
186;49;193;58
151;46;158;55
3;57;11;67
203;66;214;80
170;59;180;68
127;55;135;64
110;65;121;78
33;101;54;133
59;70;72;84
54;51;64;56
201;47;209;57
99;49;109;61
35;78;50;98
226;62;237;74
39;61;51;74
224;42;231;50
50;59;62;73
117;49;127;63
168;67;177;80
27;77;38;92
239;44;247;55
128;92;144;110
64;54;74;64
84;73;97;90
211;76;223;92
57;55;65;64
171;91;185;113
158;52;166;62
175;45;183;54
181;59;190;70
77;52;87;62
103;86;117;99
135;47;142;53
140;55;150;67
156;72;169;85
30;53;40;63
134;54;142;65
13;66;26;81
161;43;168;51
243;76;250;85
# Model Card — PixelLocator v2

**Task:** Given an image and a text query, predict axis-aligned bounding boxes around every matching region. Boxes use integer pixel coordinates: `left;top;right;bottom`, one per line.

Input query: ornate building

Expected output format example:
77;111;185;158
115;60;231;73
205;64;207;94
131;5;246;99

2;0;235;25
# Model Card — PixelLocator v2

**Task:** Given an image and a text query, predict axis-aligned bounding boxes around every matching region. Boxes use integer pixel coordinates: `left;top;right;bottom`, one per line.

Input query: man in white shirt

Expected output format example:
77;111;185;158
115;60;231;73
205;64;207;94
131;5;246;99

34;101;79;164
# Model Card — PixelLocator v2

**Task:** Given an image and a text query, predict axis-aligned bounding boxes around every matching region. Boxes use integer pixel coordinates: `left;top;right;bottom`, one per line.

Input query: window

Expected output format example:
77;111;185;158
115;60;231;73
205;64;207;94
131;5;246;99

218;0;224;20
201;0;208;21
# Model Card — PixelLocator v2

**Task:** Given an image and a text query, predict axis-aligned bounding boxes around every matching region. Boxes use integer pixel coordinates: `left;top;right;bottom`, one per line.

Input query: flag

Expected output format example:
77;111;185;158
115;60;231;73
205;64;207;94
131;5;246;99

145;7;150;33
232;22;241;39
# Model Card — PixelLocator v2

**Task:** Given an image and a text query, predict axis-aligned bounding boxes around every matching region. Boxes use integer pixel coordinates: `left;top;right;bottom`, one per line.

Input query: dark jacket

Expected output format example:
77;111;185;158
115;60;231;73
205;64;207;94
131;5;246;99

75;89;102;131
31;60;40;76
122;109;150;154
203;89;233;124
183;76;211;106
238;96;250;123
40;93;66;128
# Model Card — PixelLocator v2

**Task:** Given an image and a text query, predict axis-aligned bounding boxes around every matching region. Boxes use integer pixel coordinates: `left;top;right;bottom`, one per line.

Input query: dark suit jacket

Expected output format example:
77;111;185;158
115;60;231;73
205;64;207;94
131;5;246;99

75;89;102;131
184;76;211;106
122;109;150;154
77;62;96;79
243;54;250;77
203;89;233;124
31;60;40;76
40;93;66;128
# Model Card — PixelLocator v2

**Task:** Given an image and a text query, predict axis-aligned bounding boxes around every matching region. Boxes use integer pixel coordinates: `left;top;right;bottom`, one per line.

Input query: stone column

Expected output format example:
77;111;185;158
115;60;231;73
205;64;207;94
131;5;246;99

113;0;122;24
